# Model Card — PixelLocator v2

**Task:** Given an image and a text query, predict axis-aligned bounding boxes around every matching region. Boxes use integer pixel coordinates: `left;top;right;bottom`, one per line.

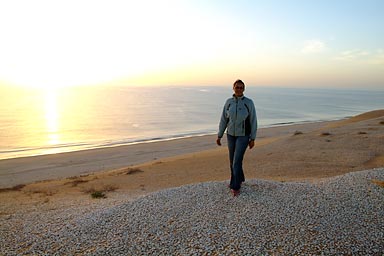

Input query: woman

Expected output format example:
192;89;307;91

216;79;258;197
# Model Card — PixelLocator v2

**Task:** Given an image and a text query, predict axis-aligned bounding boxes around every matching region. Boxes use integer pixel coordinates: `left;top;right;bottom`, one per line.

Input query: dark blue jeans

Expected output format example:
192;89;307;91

227;134;249;190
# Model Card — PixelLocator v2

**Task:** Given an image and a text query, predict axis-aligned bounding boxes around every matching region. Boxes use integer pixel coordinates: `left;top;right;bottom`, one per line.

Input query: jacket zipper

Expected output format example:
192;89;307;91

235;98;238;136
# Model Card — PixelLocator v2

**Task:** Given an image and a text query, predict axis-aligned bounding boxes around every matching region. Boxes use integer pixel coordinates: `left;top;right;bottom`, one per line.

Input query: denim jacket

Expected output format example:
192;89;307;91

218;95;257;140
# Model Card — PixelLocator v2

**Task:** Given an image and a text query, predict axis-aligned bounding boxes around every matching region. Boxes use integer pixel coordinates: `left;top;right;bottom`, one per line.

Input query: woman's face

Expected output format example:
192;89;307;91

233;83;244;97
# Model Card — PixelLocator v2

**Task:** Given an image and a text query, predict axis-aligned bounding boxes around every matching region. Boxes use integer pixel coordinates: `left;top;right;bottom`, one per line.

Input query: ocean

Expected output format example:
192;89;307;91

0;85;383;160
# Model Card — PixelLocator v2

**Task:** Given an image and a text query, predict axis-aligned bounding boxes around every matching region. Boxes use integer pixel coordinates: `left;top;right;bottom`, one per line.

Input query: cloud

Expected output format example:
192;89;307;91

301;40;326;54
335;49;370;61
334;49;384;65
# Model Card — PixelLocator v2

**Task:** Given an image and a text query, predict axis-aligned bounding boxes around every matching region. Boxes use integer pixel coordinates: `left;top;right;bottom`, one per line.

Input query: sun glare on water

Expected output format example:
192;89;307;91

44;89;60;145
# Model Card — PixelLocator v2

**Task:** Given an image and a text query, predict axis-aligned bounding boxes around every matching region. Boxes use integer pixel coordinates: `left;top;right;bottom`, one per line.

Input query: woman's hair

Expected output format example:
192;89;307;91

233;79;245;88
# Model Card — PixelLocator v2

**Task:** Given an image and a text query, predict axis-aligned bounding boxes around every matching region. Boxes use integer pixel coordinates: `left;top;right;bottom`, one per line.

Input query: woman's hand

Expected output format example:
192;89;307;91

216;138;222;146
249;140;255;149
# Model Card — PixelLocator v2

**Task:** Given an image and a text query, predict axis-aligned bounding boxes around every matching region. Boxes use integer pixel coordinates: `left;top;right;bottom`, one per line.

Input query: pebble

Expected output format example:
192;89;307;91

1;168;383;255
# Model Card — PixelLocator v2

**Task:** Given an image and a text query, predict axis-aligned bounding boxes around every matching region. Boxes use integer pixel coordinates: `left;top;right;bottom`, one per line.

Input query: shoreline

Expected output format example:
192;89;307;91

0;118;344;162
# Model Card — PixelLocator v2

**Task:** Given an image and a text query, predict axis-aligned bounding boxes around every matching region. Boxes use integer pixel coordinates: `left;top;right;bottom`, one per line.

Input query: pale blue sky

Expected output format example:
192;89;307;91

216;0;384;48
0;0;383;89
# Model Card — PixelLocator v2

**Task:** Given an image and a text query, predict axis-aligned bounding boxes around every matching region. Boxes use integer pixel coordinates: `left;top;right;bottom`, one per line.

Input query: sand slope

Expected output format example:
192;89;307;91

0;110;383;214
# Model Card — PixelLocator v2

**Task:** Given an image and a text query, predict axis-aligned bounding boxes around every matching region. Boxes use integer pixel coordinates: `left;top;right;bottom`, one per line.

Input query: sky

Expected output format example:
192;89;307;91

0;0;383;89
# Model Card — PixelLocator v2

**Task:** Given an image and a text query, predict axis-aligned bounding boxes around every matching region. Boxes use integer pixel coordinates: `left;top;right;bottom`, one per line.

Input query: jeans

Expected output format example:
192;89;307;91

227;134;249;190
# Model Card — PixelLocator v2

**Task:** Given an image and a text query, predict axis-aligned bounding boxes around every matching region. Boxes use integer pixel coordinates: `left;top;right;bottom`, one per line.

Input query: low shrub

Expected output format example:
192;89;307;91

91;191;106;199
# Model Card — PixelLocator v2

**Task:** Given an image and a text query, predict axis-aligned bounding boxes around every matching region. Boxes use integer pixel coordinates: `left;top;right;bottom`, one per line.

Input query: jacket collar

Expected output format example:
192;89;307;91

232;94;244;100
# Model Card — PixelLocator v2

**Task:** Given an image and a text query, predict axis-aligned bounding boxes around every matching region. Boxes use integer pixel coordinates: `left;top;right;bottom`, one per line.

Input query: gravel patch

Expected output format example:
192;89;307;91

1;168;383;255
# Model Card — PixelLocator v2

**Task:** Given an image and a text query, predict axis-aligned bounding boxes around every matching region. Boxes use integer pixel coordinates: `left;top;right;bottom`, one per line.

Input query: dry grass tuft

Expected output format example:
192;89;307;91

64;178;89;187
372;179;384;188
320;132;332;136
102;184;118;192
67;176;79;180
293;130;303;136
82;187;97;194
0;184;26;193
125;168;144;175
23;188;57;196
357;131;367;135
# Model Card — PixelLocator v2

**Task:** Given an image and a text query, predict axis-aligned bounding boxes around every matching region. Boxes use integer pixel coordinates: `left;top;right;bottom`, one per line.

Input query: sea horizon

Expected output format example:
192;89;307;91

1;85;383;160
